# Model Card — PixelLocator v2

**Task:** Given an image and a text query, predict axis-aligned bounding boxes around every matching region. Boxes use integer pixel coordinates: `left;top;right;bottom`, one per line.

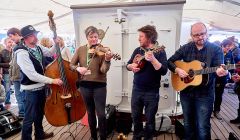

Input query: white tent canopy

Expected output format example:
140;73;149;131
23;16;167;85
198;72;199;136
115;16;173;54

0;0;240;35
183;0;240;32
0;0;126;35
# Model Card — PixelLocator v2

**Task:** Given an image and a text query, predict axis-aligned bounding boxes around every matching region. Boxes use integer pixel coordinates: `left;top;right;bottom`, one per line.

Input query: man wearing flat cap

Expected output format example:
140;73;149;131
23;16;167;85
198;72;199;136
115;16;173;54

15;25;63;140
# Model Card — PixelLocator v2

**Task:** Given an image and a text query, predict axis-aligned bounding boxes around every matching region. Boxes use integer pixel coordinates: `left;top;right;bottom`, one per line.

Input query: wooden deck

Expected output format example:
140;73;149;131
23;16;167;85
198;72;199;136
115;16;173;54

5;88;240;140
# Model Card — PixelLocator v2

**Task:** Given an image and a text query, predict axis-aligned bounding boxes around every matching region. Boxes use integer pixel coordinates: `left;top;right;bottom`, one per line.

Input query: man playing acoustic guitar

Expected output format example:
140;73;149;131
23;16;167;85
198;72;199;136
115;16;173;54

167;22;228;140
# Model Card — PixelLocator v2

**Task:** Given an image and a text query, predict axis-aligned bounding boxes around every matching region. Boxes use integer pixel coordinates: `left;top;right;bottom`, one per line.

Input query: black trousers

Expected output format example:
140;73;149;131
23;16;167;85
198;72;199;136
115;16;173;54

79;86;107;140
237;94;240;117
21;89;46;140
214;83;226;112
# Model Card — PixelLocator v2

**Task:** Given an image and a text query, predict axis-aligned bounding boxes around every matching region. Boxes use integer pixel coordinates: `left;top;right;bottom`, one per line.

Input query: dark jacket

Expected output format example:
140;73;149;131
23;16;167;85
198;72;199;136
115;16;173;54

0;49;11;74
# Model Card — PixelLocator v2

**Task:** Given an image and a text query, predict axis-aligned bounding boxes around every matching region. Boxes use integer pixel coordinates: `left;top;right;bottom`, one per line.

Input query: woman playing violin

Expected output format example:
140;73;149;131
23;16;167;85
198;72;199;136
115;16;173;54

70;26;113;140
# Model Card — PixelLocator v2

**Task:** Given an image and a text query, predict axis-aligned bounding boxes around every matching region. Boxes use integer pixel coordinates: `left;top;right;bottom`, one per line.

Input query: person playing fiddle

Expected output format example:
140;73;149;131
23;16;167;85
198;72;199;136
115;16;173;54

70;26;113;140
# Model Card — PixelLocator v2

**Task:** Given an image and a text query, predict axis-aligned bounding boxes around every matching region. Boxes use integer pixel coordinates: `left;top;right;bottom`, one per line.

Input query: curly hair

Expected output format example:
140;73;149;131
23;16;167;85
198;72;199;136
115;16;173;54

221;39;233;48
138;25;158;44
40;37;53;48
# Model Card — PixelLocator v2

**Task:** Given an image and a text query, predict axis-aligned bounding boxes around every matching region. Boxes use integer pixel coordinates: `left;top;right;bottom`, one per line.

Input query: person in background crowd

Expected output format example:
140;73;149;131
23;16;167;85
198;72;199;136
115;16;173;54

228;36;240;125
57;36;72;62
40;37;53;49
15;25;62;140
0;38;14;109
0;44;4;53
167;22;228;140
40;37;54;65
126;25;168;140
70;26;113;140
228;36;240;65
213;39;232;120
7;27;25;119
0;71;5;111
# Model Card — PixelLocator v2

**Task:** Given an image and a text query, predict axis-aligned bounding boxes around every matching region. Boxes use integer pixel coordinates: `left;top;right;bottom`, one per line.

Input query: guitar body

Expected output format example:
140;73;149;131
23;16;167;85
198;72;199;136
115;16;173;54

138;60;146;69
132;45;165;69
171;60;204;91
171;59;239;91
133;54;146;69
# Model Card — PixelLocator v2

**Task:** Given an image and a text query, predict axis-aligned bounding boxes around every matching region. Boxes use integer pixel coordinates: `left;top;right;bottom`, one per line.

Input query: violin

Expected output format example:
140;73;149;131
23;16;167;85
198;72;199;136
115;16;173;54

88;44;121;60
133;45;165;69
82;27;121;80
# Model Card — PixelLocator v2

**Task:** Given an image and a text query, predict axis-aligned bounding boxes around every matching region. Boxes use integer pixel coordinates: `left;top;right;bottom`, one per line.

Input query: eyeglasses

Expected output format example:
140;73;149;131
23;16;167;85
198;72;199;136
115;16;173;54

192;32;207;38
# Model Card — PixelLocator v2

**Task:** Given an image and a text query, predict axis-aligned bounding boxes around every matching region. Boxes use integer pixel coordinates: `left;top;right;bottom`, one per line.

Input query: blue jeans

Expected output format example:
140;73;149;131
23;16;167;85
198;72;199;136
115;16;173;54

21;88;46;140
13;81;25;117
131;86;159;140
180;93;214;140
79;86;107;140
3;74;11;104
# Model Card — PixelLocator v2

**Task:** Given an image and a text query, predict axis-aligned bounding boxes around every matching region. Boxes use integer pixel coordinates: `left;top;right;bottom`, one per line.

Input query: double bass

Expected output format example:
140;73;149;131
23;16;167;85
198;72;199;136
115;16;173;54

44;11;86;126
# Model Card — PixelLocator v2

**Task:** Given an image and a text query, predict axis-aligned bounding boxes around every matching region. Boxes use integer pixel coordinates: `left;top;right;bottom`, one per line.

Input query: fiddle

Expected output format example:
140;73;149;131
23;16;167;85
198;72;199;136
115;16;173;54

88;44;121;60
82;27;121;79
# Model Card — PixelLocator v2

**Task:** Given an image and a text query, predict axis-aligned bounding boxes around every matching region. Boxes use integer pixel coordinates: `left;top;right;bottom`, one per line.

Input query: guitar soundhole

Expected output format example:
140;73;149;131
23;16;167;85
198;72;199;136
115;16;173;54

188;69;195;78
182;69;195;84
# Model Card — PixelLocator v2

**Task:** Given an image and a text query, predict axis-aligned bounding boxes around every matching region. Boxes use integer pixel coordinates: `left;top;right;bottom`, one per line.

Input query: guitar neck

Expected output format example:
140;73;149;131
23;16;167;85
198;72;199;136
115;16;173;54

195;64;237;75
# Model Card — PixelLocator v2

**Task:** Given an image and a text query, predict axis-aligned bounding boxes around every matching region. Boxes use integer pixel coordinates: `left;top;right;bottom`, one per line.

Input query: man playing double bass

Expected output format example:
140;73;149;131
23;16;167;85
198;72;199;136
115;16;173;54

15;25;62;140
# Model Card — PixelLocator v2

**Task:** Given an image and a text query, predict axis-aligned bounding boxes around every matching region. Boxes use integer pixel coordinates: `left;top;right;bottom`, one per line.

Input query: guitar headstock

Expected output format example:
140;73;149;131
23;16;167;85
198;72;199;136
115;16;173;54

48;10;57;38
152;45;165;53
140;42;166;53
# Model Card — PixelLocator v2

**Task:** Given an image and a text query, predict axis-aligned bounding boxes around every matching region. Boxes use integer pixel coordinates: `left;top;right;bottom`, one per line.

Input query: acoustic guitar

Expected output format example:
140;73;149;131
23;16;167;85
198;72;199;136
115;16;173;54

171;60;238;91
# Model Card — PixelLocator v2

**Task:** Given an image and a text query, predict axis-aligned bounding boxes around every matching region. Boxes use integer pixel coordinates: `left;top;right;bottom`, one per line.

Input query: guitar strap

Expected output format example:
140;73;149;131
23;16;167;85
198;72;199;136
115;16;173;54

201;44;214;86
206;44;214;67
